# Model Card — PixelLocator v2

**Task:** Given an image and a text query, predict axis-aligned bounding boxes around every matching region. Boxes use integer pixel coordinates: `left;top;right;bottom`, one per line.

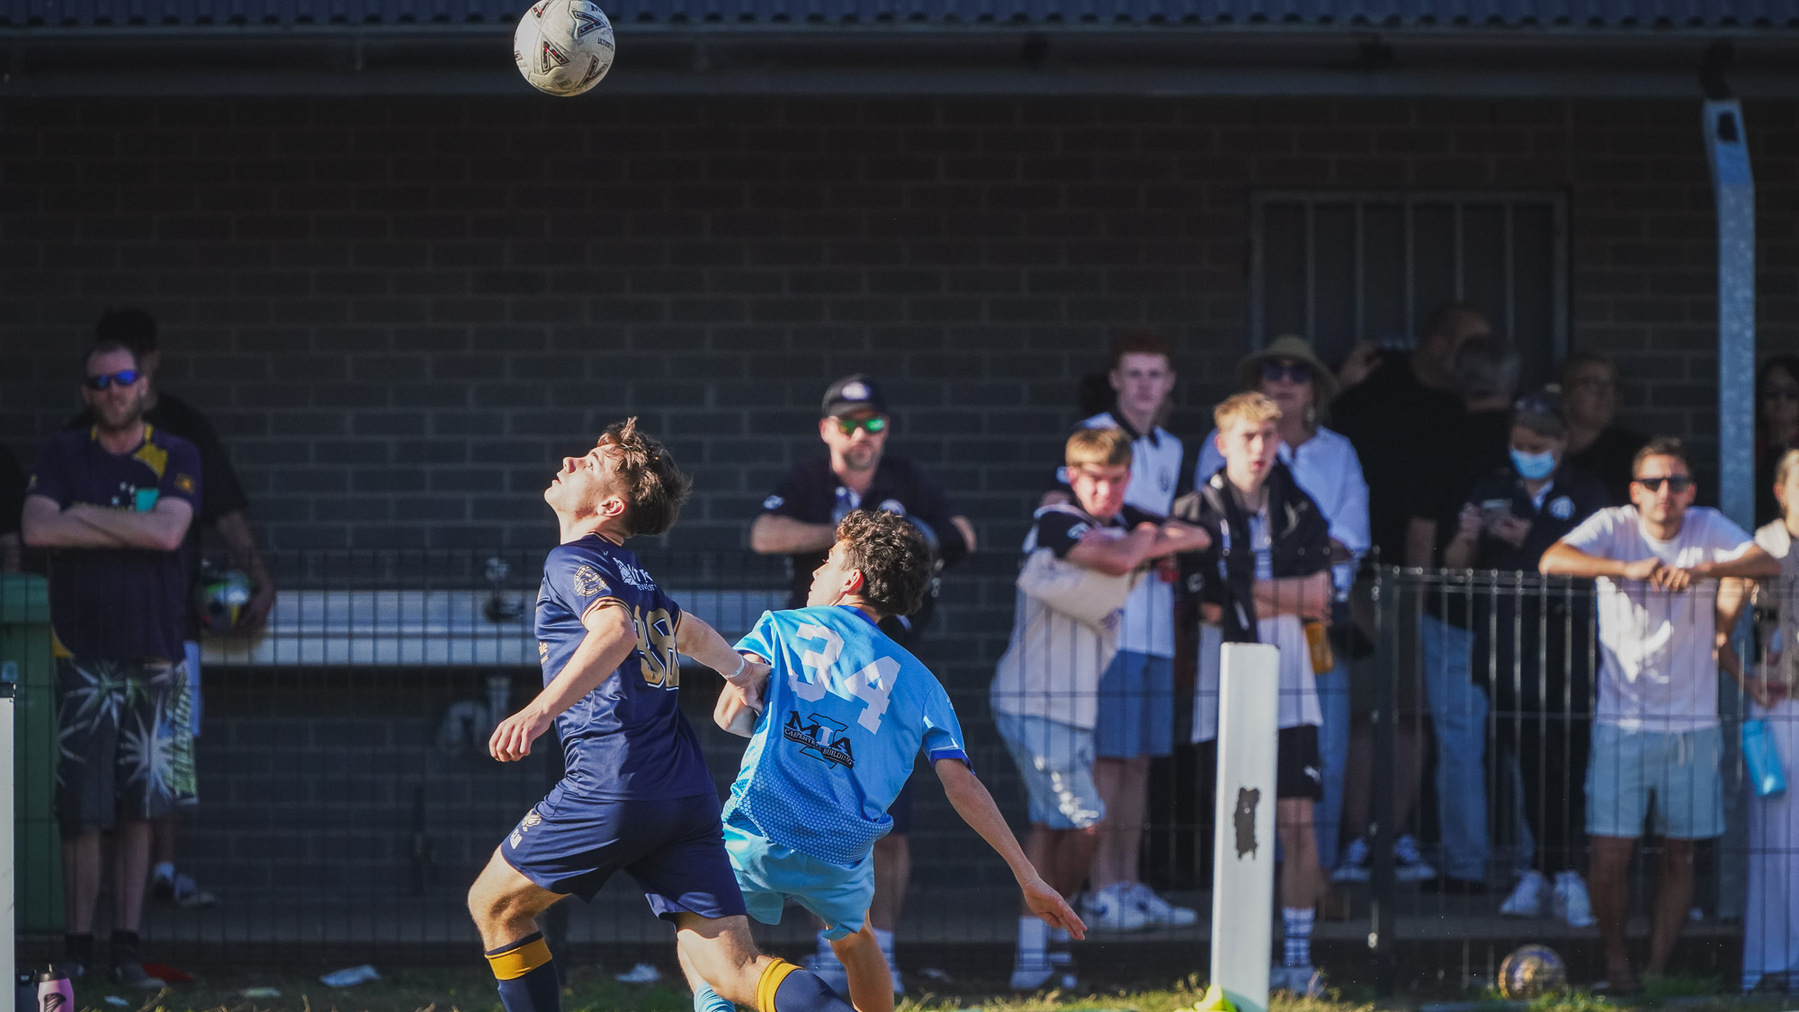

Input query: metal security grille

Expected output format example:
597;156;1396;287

1250;191;1570;387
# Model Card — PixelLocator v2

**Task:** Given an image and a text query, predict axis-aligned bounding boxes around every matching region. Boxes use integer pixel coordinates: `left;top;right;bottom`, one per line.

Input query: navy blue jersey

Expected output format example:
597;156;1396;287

535;534;713;801
26;425;201;661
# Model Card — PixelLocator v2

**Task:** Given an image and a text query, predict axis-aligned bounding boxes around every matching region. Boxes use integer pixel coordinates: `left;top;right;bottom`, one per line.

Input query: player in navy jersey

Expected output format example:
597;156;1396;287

466;418;855;1012
690;510;1084;1012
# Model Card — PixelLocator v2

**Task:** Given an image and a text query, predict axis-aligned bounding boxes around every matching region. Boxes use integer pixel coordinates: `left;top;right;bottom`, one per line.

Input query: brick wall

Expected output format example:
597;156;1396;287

8;94;1799;915
5;95;1796;556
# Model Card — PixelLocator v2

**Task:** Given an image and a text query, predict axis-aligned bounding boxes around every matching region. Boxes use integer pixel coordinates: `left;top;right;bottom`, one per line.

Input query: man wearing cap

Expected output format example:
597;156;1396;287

1041;329;1189;933
750;373;977;994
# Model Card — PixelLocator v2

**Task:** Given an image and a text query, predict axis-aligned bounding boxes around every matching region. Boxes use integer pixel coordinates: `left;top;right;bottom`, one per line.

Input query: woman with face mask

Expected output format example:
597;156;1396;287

1443;390;1611;927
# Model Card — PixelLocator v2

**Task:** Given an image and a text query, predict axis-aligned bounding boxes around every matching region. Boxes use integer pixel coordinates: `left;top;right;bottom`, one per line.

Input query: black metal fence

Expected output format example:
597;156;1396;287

6;550;1795;992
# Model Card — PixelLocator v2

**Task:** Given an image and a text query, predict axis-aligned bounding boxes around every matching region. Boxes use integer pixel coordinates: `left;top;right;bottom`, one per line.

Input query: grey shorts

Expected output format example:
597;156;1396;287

56;656;197;834
1586;723;1724;840
994;711;1104;831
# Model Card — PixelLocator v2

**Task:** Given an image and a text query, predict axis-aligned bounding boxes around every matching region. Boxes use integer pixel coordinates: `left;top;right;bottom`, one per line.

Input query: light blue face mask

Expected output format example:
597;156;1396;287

1511;447;1557;481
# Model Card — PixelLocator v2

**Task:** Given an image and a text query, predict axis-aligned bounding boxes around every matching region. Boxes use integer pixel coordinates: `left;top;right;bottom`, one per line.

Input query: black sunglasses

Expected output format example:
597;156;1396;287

84;369;140;391
834;416;887;436
1633;476;1693;493
1260;360;1312;385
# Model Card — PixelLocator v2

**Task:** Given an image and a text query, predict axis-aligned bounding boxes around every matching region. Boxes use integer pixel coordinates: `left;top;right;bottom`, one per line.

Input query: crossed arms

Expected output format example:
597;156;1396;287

21;493;193;553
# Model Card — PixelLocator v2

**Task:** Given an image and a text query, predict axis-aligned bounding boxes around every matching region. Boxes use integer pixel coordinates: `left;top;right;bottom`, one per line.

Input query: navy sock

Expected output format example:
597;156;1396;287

486;931;560;1012
769;964;853;1012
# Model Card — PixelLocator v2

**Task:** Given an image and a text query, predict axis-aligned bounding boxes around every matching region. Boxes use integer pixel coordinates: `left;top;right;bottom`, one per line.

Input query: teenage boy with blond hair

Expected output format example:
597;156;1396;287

1174;392;1334;996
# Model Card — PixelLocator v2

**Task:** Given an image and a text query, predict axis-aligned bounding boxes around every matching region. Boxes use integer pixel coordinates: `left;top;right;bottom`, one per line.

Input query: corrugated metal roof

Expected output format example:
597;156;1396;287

6;0;1798;28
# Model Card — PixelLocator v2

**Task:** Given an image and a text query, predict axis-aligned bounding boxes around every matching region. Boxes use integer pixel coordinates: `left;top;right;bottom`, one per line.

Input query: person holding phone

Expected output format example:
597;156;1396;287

1441;390;1610;926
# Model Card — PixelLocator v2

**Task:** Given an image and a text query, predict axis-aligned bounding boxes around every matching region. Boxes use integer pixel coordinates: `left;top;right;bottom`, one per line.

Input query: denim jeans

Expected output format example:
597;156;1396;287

1314;656;1351;869
1419;613;1490;882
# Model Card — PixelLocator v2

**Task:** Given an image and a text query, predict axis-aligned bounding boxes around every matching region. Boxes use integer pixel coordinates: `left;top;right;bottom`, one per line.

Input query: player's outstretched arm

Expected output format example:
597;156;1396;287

933;758;1087;940
490;604;636;762
714;680;765;738
677;613;771;691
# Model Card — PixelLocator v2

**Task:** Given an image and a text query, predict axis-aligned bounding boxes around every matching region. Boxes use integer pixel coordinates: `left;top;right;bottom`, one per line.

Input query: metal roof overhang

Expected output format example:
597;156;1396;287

2;21;1798;96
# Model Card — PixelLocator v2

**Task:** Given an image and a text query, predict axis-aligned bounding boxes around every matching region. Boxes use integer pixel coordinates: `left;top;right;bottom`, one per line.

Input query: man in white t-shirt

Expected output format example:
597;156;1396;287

1540;437;1777;992
1043;330;1189;931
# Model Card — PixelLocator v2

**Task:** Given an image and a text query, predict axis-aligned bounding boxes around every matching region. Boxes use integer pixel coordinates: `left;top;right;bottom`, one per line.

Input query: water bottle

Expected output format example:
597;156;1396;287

1742;718;1788;798
35;969;73;1012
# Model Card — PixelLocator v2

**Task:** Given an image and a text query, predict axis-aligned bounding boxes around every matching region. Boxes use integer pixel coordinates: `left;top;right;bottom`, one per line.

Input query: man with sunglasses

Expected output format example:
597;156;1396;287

67;308;277;913
750;373;976;994
20;341;203;989
1541;437;1778;992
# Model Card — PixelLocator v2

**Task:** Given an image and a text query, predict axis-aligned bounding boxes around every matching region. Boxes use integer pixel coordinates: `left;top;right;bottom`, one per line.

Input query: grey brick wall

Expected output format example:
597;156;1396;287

5;96;1795;556
8;94;1799;913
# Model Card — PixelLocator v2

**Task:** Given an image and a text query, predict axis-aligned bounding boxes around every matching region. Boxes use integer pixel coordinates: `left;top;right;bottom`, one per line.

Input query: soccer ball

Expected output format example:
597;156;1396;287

513;0;615;97
196;568;255;633
1498;944;1567;999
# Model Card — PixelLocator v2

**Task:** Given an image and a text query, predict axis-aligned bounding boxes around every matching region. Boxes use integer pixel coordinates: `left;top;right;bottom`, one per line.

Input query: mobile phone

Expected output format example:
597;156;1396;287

1479;498;1511;527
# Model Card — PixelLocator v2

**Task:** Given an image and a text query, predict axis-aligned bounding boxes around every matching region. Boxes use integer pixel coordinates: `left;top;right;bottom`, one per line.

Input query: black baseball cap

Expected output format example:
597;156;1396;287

822;374;887;417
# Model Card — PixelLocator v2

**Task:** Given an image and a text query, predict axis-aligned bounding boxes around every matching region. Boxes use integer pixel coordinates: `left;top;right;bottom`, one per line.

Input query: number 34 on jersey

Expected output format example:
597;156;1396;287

789;621;898;733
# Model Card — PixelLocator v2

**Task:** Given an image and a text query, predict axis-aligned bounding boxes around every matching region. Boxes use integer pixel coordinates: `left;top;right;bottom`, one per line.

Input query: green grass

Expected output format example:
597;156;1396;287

58;967;1794;1012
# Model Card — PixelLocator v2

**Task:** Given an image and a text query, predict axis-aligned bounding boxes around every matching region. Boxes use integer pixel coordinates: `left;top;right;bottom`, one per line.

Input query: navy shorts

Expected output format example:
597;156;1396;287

501;786;748;919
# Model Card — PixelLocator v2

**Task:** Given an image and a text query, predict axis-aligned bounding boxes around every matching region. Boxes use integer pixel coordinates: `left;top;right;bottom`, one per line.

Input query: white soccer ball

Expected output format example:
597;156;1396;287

513;0;615;97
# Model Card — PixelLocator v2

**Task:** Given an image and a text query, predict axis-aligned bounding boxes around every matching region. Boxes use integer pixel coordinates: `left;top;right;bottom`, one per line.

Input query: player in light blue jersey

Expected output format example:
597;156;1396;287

687;509;1085;1012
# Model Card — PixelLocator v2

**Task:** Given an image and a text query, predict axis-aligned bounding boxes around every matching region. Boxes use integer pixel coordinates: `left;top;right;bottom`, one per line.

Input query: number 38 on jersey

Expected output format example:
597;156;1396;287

634;604;679;688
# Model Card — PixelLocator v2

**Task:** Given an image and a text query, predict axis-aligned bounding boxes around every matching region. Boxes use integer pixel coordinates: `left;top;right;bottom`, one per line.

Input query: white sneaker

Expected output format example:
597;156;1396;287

1127;883;1199;927
1330;836;1371;883
1009;963;1078;991
1499;870;1548;917
1081;885;1153;933
1553;871;1596;928
1269;964;1324;998
1392;834;1438;882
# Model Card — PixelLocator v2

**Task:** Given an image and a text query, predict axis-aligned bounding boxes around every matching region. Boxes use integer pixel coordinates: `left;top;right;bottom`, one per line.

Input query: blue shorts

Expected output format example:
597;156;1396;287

1586;724;1725;840
994;711;1104;830
501;787;748;919
1095;650;1174;759
724;822;872;940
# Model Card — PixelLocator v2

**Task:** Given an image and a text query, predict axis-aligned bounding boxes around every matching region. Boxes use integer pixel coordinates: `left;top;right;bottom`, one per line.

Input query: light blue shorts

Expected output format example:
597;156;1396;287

1095;650;1174;759
994;711;1104;831
723;822;872;940
1586;723;1725;840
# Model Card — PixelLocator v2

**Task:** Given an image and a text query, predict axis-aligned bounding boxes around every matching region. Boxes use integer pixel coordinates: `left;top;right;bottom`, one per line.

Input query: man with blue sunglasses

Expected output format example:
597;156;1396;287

21;340;203;989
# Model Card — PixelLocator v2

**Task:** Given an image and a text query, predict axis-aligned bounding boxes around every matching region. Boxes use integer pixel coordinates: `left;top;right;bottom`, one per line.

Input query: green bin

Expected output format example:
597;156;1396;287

2;573;60;932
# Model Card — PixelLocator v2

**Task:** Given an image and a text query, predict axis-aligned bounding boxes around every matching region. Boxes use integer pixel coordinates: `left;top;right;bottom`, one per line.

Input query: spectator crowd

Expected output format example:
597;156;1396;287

5;306;1797;999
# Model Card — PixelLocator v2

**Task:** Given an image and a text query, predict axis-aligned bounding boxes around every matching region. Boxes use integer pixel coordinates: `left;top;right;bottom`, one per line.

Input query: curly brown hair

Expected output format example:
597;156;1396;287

596;417;693;537
835;509;933;618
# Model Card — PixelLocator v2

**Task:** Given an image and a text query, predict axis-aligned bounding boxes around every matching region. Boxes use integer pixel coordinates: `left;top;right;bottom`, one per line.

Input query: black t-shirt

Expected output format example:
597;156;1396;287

0;446;25;538
27;426;203;660
1566;426;1646;510
1413;408;1515;559
70;392;251;637
1032;503;1158;558
759;456;968;624
1330;351;1465;564
1465;464;1611;574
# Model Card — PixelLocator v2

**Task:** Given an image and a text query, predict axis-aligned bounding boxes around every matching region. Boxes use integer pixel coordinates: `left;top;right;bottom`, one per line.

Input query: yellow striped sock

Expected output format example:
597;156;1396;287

485;934;553;981
755;957;801;1012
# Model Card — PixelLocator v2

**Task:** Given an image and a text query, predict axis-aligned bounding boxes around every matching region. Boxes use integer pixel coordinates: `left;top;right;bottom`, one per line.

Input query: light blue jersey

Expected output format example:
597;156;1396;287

726;605;969;867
